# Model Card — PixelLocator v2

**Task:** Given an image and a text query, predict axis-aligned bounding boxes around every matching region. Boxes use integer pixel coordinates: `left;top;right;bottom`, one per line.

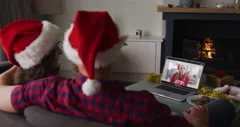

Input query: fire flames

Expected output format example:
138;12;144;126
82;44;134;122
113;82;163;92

199;37;216;59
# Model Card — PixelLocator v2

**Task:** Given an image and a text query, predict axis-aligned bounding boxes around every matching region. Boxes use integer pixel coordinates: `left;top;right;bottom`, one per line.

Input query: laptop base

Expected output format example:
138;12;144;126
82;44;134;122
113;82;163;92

147;85;197;102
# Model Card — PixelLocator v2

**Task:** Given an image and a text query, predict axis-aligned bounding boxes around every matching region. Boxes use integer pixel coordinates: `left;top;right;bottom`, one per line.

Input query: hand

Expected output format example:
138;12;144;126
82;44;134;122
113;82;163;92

0;66;19;85
174;80;184;86
174;80;180;84
213;85;230;93
178;81;185;86
228;86;240;102
214;85;240;102
183;106;209;127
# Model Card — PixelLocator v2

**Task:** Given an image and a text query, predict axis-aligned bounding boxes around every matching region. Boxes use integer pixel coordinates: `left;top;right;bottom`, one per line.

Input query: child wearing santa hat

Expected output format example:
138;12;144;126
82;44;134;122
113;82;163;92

0;11;236;127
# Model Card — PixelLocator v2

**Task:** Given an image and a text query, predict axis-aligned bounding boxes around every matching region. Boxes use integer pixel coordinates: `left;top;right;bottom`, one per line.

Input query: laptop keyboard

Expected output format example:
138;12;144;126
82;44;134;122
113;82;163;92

157;85;190;95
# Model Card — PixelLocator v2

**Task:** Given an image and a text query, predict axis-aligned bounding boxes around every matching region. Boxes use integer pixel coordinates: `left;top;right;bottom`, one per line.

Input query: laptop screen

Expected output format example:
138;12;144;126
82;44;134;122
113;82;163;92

161;57;204;89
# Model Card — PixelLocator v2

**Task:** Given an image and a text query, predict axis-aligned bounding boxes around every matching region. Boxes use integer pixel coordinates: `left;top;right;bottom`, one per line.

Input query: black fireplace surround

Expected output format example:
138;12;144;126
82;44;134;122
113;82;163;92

162;12;240;79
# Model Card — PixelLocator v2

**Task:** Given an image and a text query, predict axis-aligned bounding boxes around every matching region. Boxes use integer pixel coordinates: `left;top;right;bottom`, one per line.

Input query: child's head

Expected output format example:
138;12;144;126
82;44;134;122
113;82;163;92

0;19;61;84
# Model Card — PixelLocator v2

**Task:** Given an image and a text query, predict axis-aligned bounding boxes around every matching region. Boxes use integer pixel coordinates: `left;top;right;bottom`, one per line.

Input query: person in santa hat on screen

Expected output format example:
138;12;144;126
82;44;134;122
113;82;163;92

0;11;236;127
170;64;190;86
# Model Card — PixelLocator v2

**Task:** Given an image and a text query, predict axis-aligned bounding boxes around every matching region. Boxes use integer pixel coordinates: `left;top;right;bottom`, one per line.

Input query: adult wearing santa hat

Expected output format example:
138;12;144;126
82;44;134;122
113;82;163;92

0;19;62;85
0;19;61;69
63;10;124;96
0;11;236;127
0;19;62;112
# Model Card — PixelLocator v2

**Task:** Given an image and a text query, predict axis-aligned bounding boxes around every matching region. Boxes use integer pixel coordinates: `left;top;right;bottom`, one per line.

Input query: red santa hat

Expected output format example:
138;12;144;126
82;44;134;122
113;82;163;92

0;19;60;69
178;64;183;69
63;11;126;96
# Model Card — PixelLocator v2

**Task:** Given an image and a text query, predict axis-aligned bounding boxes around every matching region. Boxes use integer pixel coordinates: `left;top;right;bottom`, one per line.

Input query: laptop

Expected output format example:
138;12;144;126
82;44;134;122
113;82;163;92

147;56;205;102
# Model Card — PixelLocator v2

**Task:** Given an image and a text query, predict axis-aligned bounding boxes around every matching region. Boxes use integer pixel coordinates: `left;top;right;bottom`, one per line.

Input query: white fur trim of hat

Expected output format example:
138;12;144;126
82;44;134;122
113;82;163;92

14;21;61;69
63;24;125;69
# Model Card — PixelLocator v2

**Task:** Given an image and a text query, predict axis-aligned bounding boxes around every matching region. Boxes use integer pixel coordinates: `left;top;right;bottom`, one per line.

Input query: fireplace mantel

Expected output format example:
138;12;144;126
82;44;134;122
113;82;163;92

157;6;240;14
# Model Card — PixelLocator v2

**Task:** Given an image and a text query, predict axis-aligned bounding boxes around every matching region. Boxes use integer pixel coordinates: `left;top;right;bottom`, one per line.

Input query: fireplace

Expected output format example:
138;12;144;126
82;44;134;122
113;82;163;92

162;13;240;79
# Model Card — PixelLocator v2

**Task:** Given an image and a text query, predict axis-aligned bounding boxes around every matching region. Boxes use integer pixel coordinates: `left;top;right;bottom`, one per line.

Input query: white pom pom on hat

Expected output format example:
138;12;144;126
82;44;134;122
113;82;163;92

82;79;101;96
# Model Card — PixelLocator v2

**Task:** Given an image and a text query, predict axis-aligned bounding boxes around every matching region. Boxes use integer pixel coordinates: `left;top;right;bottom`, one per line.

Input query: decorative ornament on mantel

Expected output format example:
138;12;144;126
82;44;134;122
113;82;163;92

215;2;225;9
179;0;194;8
236;0;240;9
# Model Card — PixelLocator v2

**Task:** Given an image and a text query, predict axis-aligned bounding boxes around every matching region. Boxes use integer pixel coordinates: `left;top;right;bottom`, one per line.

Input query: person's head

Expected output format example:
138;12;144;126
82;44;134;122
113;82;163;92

0;19;61;84
63;11;127;96
178;64;186;74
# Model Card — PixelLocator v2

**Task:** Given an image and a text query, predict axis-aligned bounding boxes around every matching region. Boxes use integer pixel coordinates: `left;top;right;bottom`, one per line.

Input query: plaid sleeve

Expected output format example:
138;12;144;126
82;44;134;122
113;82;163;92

11;85;29;112
11;77;57;112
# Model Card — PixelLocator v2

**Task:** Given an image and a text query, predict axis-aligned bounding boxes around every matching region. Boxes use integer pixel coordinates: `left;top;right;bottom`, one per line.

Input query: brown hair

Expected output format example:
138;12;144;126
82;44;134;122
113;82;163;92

13;48;60;85
72;64;79;77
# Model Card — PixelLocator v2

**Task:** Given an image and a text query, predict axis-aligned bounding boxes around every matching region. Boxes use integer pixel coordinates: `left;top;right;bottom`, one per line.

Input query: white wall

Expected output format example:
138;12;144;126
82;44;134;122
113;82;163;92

52;0;235;76
52;0;235;36
52;0;164;37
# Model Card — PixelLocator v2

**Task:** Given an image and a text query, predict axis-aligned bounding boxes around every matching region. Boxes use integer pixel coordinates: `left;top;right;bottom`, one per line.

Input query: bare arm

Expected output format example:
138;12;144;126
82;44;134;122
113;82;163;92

0;85;18;112
0;66;19;113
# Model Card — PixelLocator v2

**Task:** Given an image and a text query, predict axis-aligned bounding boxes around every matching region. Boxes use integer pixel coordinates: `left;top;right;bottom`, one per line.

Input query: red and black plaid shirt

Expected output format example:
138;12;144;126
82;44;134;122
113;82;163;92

11;73;191;127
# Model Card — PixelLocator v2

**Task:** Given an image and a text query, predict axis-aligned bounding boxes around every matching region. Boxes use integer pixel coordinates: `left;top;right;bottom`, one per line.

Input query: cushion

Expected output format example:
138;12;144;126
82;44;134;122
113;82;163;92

0;111;32;127
0;61;12;74
24;106;110;127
